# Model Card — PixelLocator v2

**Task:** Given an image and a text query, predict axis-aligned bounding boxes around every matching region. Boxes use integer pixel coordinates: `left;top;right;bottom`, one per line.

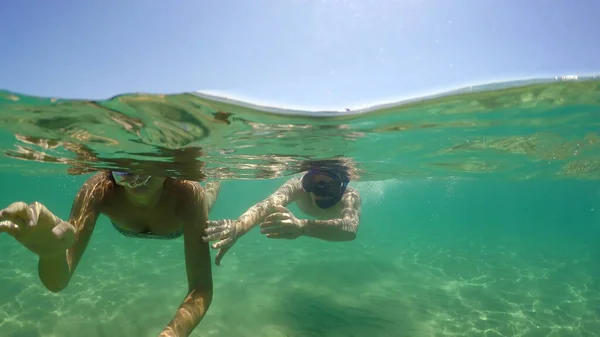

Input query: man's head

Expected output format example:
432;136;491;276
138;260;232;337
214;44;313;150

301;162;350;209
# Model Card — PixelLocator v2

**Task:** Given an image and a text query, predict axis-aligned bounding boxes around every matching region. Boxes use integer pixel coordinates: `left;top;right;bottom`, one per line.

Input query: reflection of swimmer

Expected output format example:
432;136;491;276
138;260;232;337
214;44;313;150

0;171;221;337
202;160;362;266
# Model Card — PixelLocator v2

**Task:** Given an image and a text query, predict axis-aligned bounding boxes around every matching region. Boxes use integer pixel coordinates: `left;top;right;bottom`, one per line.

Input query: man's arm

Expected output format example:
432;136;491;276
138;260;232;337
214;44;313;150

236;177;302;234
301;188;361;242
161;181;213;337
38;173;110;292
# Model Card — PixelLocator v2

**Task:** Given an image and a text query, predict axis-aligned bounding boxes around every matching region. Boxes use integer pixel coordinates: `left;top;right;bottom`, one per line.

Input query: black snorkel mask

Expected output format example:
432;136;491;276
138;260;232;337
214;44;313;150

301;168;350;209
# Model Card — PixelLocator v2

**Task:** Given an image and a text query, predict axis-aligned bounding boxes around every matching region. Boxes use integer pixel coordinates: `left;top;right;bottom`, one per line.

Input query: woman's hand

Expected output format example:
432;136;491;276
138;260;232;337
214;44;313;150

259;205;306;240
202;219;241;266
0;201;75;258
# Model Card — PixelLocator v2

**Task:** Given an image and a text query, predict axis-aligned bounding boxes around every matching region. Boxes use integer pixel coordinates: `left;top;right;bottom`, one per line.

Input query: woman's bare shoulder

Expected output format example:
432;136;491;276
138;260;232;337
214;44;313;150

71;172;115;215
82;171;110;184
168;179;205;202
78;172;114;197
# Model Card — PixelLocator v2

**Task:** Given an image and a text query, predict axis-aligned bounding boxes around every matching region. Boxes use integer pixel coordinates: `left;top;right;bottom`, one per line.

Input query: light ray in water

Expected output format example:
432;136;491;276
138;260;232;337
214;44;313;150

0;76;599;181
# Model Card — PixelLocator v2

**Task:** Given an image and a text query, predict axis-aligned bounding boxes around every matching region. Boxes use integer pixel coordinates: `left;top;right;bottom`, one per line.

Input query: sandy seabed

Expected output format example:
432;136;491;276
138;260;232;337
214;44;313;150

1;224;599;337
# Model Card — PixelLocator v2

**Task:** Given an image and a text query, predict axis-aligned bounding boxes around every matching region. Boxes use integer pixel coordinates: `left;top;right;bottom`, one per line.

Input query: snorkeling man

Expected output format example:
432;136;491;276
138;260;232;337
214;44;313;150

202;159;362;266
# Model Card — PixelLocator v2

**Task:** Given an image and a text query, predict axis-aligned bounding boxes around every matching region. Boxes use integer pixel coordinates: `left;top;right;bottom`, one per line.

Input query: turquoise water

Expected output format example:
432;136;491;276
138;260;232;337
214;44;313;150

1;78;600;336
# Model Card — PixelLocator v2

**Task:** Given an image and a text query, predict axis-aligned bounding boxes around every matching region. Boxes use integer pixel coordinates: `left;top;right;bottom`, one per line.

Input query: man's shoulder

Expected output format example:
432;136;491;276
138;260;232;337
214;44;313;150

343;186;362;204
345;185;360;196
279;175;303;190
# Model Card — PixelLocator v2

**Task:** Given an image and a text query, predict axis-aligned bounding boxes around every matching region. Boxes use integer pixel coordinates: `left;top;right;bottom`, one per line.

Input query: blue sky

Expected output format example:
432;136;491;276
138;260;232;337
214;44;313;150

1;0;598;109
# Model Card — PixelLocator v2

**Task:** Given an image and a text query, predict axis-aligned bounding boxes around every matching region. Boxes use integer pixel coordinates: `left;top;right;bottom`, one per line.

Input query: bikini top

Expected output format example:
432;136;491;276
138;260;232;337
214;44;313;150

110;221;183;240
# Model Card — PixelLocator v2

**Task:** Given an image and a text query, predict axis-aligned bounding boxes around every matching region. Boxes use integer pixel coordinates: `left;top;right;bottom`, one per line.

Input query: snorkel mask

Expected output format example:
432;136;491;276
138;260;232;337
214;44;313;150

301;167;350;209
111;171;152;189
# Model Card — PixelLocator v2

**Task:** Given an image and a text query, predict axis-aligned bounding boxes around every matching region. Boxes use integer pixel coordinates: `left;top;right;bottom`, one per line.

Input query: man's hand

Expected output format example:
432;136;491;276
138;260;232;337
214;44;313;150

202;219;240;266
259;205;306;240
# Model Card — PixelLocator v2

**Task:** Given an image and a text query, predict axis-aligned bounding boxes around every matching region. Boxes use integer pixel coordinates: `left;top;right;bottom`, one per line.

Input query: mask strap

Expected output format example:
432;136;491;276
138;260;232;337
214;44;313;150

341;180;349;194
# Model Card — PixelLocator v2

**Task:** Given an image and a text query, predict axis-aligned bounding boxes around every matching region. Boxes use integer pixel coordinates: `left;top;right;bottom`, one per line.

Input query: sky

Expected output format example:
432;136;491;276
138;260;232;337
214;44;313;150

1;0;599;110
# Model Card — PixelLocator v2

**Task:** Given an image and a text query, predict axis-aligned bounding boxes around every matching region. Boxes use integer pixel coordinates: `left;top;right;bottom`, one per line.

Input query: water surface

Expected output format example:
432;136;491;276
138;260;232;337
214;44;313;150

1;77;599;180
0;77;599;337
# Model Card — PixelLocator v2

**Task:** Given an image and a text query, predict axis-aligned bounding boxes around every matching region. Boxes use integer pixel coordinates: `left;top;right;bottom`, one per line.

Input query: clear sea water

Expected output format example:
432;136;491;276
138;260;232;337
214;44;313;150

1;77;599;337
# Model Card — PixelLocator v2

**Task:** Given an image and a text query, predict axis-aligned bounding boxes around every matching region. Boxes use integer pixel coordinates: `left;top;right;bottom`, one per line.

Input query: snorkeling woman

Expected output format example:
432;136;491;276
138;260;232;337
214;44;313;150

0;170;221;337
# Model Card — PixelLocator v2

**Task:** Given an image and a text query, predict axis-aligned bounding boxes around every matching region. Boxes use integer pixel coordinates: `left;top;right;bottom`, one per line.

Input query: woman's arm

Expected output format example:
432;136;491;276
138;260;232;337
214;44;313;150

236;177;302;234
38;173;111;292
160;181;213;337
203;181;221;212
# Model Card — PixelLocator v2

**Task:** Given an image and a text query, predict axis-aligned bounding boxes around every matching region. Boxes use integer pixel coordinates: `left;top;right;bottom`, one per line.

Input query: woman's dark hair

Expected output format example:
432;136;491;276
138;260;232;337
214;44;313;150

68;146;207;181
